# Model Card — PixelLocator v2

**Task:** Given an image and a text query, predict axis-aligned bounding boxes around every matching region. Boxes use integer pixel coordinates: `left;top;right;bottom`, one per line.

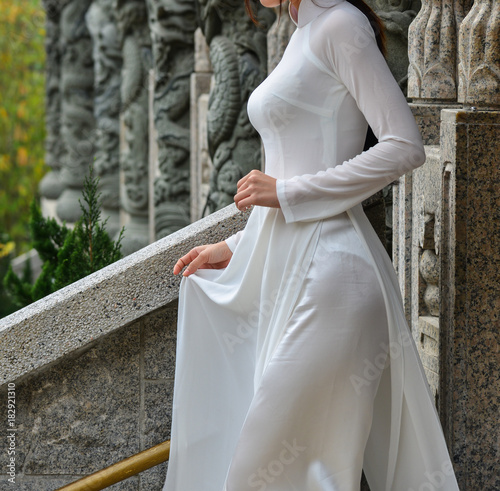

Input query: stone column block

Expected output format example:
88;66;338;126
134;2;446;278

439;108;500;489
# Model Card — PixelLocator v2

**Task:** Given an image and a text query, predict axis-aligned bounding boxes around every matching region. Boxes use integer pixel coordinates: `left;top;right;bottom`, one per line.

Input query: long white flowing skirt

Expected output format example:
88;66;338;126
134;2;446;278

162;205;460;491
163;208;389;490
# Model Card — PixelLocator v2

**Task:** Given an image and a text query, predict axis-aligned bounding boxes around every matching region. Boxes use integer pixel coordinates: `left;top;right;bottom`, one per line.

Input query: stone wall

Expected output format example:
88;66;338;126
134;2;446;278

0;304;176;491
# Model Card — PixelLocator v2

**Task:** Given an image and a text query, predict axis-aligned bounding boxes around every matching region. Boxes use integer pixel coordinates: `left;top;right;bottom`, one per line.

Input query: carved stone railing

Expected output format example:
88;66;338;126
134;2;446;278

0;205;247;489
0;205;247;386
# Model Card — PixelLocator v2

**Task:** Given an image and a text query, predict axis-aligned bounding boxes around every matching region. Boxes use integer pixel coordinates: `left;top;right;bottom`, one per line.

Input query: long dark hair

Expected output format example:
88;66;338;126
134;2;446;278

245;0;386;58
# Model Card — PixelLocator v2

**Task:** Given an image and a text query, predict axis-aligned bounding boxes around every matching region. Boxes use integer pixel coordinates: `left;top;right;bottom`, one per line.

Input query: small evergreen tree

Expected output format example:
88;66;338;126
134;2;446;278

3;166;125;309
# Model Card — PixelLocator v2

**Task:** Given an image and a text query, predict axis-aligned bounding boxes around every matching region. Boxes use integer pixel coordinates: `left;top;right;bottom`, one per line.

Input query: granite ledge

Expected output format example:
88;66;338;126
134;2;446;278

441;108;500;125
0;204;249;388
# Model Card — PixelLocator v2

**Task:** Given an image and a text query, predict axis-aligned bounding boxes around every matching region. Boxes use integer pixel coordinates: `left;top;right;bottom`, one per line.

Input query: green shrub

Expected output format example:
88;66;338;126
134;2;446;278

3;166;124;309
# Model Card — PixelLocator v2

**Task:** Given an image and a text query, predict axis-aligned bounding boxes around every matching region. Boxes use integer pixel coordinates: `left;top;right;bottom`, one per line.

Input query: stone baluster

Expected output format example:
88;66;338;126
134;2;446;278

115;0;152;255
86;0;123;237
458;0;500;107
408;0;472;102
56;0;96;224
408;0;456;101
146;0;197;239
195;0;275;213
39;0;65;218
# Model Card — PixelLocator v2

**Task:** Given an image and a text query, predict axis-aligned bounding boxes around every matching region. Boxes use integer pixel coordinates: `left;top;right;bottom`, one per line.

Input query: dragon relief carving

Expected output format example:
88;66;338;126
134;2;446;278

147;0;197;238
196;0;275;213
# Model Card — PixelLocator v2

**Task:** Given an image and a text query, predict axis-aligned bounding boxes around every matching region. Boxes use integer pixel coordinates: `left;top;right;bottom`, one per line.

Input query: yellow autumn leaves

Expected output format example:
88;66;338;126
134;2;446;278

0;0;47;253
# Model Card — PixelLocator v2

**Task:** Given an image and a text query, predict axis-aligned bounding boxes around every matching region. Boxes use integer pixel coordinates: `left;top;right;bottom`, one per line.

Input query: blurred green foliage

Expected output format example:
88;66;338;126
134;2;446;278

0;236;19;317
0;0;47;254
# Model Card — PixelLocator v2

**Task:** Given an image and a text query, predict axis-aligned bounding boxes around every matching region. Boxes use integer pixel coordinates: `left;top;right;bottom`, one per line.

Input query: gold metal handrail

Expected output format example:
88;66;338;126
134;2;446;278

55;440;170;491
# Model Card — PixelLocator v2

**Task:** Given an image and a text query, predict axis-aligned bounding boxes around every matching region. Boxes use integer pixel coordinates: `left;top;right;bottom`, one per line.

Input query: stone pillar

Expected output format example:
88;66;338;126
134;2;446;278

190;28;213;222
56;0;96;224
39;0;65;219
146;0;197;239
438;2;499;488
394;0;471;325
86;0;123;237
439;108;499;490
116;0;151;255
395;0;499;487
196;0;275;212
457;0;500;107
406;0;472;137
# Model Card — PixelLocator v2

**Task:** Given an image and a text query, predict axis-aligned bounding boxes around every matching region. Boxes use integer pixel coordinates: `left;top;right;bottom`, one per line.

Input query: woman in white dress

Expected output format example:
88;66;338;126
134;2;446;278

163;0;460;490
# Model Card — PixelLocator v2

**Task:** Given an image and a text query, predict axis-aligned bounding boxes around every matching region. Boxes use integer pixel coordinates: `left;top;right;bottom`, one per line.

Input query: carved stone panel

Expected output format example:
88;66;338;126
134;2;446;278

56;0;96;223
116;0;152;254
146;0;197;239
196;0;276;212
394;145;443;402
86;0;123;237
39;0;65;208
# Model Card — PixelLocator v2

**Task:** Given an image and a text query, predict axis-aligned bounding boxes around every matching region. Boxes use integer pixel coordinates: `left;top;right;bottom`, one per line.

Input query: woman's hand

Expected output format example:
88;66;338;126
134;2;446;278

173;241;233;277
234;169;280;211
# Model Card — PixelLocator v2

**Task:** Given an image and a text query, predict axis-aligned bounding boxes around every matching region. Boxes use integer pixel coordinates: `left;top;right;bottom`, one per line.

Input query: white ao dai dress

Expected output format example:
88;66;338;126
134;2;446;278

163;1;460;490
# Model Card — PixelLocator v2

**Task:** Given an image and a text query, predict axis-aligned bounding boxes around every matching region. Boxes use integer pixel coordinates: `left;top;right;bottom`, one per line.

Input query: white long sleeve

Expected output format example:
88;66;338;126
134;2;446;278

275;7;425;224
224;230;244;252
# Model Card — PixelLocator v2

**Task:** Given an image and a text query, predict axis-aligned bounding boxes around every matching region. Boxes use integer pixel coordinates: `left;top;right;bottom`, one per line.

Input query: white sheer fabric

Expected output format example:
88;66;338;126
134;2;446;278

163;1;460;490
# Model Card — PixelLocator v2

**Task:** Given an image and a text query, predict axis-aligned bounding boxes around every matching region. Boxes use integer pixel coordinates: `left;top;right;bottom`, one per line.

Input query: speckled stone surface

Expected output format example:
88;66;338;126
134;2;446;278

409;103;461;145
408;0;473;101
0;303;177;490
410;144;442;401
458;0;500;107
0;204;250;388
439;108;500;491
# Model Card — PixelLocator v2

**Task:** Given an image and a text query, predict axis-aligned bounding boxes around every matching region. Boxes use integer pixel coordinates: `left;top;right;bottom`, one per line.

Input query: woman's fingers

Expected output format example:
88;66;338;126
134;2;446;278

173;246;206;275
234;169;279;210
173;242;233;277
234;188;251;211
182;250;210;276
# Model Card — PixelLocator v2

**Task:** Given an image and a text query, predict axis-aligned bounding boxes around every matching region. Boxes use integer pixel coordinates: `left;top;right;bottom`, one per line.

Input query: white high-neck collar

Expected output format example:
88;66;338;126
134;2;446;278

288;0;345;28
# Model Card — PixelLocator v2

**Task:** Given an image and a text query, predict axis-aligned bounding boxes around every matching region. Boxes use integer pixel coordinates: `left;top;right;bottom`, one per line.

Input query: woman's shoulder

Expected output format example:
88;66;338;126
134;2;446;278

313;1;374;39
308;0;377;68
